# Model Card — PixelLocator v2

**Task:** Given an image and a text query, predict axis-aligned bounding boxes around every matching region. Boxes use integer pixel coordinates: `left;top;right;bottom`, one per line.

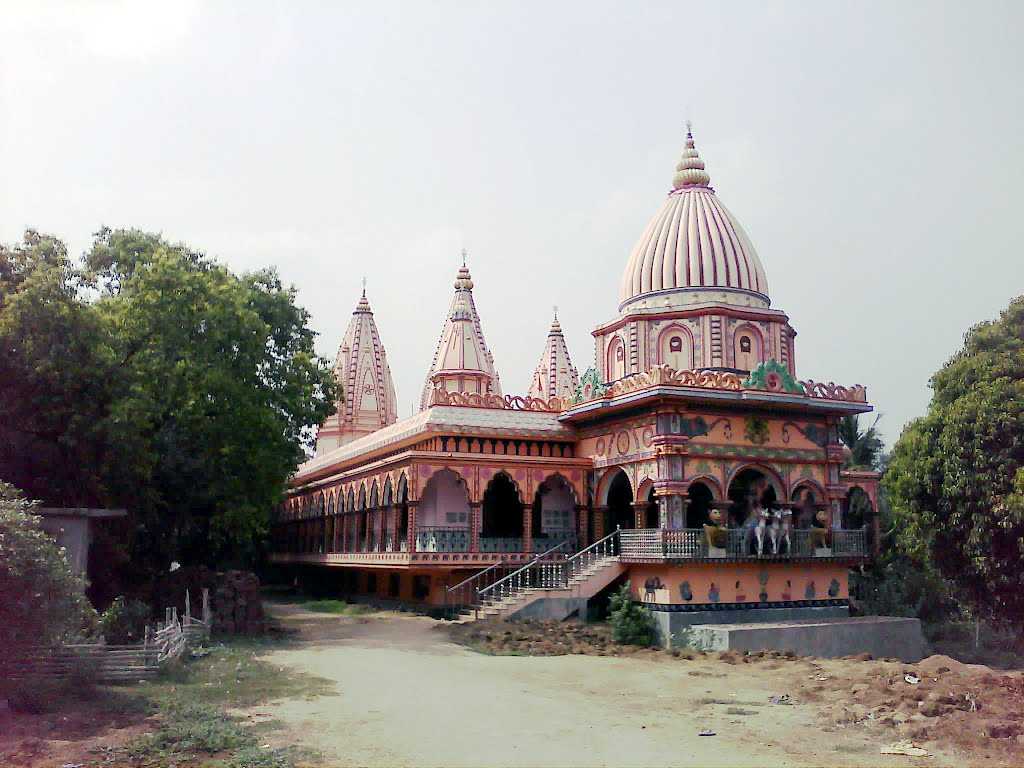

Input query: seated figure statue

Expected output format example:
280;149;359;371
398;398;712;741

811;509;832;555
703;508;728;558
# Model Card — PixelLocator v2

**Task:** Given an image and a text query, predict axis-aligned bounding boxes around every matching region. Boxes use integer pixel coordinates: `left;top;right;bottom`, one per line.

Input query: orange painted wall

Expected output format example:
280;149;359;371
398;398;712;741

626;562;848;606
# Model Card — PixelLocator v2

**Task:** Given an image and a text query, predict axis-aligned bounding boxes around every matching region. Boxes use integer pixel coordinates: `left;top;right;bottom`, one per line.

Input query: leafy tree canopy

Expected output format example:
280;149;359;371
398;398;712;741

884;296;1024;624
0;228;337;576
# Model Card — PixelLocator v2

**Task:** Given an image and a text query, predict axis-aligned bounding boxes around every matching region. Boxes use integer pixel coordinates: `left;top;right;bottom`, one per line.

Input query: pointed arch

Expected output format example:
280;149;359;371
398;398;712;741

382;475;394;506
597;466;632;507
686;474;724;501
606;335;626;381
369;479;380;508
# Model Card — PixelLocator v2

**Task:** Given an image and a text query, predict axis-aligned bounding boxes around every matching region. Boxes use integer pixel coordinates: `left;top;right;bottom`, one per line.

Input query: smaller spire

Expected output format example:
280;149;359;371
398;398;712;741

549;306;562;335
672;124;711;190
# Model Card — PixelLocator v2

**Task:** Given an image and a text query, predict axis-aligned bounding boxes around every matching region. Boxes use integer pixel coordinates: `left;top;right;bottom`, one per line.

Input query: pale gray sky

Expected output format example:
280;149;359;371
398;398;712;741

3;1;1022;444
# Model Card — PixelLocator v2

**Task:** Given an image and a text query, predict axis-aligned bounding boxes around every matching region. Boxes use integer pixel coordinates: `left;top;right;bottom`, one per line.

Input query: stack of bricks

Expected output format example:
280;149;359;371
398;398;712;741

211;570;265;635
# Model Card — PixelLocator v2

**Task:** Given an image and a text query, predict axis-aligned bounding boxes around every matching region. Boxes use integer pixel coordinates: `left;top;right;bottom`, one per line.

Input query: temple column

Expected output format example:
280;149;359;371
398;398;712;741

389;505;399;552
576;504;589;549
469;501;482;552
592;505;608;540
522;503;533;554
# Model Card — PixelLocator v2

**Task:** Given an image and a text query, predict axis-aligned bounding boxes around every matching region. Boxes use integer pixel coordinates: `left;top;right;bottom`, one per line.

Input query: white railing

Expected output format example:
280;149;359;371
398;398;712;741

618;528;868;560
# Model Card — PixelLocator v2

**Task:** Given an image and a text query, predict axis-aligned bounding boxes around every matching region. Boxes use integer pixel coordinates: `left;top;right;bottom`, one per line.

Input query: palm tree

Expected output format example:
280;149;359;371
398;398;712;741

838;414;884;471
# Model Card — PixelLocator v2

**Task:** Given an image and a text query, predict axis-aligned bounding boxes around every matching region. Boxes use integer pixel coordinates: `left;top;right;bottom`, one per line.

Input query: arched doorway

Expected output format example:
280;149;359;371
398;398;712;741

418;469;470;552
686;482;714;528
643;487;659;528
532;474;577;549
606;470;634;531
728;468;778;554
397;476;409;551
482;473;523;552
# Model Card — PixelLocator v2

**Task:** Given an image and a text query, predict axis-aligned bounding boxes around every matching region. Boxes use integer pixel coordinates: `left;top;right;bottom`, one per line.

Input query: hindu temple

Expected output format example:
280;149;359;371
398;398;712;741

268;129;916;655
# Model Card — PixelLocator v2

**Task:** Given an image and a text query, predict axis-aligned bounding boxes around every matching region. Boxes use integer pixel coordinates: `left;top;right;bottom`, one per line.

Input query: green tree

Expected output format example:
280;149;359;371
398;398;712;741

608;583;655;646
885;296;1024;625
0;231;115;506
0;228;337;580
86;228;337;567
0;483;97;684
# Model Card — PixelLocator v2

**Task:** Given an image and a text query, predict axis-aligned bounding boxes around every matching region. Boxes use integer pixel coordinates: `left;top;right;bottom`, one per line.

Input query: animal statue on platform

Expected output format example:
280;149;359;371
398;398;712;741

811;509;831;553
778;508;793;554
754;505;771;556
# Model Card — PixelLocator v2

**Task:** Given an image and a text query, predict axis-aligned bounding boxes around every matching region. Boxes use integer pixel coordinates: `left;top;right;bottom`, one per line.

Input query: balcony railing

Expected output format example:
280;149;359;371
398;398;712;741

480;536;524;553
415;527;470;553
619;527;868;560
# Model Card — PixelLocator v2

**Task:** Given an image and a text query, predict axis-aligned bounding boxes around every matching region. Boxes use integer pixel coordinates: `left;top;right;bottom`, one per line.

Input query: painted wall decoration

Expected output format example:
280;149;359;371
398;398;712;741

782;422;829;448
744;416;770;445
679;581;693;601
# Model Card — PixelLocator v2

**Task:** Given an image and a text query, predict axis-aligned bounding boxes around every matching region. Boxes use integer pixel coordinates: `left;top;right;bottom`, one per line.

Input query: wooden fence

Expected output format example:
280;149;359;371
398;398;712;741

6;588;212;684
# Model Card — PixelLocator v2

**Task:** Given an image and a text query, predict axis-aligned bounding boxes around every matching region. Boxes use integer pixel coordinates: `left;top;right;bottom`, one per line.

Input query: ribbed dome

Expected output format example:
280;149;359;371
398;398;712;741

619;130;769;311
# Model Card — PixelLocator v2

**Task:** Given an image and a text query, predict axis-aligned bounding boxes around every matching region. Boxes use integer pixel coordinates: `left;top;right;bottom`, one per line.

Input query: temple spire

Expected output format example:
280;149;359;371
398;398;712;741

528;308;579;401
314;288;398;456
420;259;502;409
672;125;711;190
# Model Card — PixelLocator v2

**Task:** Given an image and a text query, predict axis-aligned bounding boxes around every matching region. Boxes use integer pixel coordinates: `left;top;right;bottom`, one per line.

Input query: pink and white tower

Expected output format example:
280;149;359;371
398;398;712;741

593;126;797;382
315;289;398;456
420;258;502;409
527;310;579;401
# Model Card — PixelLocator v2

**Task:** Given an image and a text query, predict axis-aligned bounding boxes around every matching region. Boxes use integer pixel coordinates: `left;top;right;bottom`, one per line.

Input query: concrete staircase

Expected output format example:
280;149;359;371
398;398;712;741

446;530;623;624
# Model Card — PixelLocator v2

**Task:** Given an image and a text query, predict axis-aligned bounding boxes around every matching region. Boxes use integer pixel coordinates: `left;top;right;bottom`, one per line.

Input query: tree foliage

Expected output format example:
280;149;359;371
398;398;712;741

0;483;97;682
838;413;884;470
884;296;1024;624
0;229;337;579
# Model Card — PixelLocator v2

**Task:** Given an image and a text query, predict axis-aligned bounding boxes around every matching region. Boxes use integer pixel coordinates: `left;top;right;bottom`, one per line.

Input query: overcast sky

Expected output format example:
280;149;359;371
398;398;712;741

3;1;1022;444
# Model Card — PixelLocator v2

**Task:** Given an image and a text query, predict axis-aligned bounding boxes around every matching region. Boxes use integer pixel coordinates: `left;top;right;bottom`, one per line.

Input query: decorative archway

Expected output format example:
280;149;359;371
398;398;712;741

607;336;626;381
686;481;715;528
419;469;470;528
727;466;779;529
732;324;763;372
656;324;694;371
481;472;524;550
532;474;578;546
604;469;634;531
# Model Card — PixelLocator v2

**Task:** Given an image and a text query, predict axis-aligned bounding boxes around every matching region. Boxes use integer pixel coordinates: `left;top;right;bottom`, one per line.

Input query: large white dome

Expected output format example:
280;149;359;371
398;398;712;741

619;131;769;311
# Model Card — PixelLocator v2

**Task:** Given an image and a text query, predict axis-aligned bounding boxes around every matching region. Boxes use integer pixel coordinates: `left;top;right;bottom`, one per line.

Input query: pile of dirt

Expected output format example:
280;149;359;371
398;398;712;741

796;652;1024;762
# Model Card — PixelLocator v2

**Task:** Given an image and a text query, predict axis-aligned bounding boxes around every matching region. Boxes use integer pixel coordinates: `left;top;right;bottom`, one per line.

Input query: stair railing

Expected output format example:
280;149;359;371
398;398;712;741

565;527;620;584
477;540;569;607
444;560;512;620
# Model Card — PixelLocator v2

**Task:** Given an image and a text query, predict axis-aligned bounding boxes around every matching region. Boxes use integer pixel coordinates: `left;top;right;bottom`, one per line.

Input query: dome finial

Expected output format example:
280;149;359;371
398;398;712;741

461;247;467;267
673;124;711;190
550;305;562;334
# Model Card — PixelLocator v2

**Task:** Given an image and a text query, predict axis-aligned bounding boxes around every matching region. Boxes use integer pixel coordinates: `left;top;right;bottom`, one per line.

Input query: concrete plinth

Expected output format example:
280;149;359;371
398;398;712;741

651;605;849;648
682;616;925;662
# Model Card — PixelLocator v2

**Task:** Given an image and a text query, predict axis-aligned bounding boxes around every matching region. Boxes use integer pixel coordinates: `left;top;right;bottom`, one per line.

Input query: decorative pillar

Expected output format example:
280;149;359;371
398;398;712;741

576;504;589;548
469;501;482;552
522;503;533;554
592;506;608;541
631;501;647;529
406;500;418;553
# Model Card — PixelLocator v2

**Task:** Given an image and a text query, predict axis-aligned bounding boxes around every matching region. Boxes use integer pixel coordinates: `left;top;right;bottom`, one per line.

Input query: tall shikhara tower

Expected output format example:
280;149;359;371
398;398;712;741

527;311;579;401
420;260;502;409
315;290;398;456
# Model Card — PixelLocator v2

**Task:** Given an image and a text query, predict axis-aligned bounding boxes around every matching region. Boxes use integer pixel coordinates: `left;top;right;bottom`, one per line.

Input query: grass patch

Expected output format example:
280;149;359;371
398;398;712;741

119;638;333;767
298;599;375;616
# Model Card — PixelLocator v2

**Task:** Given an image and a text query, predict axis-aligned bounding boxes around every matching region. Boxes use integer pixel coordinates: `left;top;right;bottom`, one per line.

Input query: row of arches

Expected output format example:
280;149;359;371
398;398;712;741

275;469;581;556
598;466;874;534
604;323;768;382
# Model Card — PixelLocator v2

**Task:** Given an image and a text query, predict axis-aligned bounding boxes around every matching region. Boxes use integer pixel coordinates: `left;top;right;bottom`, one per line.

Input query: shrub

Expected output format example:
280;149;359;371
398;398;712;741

0;483;97;687
99;596;152;644
609;582;655;646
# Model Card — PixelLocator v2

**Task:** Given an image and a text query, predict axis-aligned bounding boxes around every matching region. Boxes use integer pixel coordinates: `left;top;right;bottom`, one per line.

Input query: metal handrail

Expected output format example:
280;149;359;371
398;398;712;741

447;561;506;594
478;539;569;600
565;528;619;566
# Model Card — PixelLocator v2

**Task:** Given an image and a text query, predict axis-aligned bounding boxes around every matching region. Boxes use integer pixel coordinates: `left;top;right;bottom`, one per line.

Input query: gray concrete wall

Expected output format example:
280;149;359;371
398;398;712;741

651;606;849;648
38;516;91;575
508;597;588;621
683;616;925;662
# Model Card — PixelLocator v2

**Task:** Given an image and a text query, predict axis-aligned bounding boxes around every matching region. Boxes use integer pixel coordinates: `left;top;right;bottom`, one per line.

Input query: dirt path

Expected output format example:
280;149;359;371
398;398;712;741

256;604;963;767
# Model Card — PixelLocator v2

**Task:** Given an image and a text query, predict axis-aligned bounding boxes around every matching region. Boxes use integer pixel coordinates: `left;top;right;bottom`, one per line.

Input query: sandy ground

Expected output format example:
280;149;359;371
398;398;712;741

256;605;964;768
